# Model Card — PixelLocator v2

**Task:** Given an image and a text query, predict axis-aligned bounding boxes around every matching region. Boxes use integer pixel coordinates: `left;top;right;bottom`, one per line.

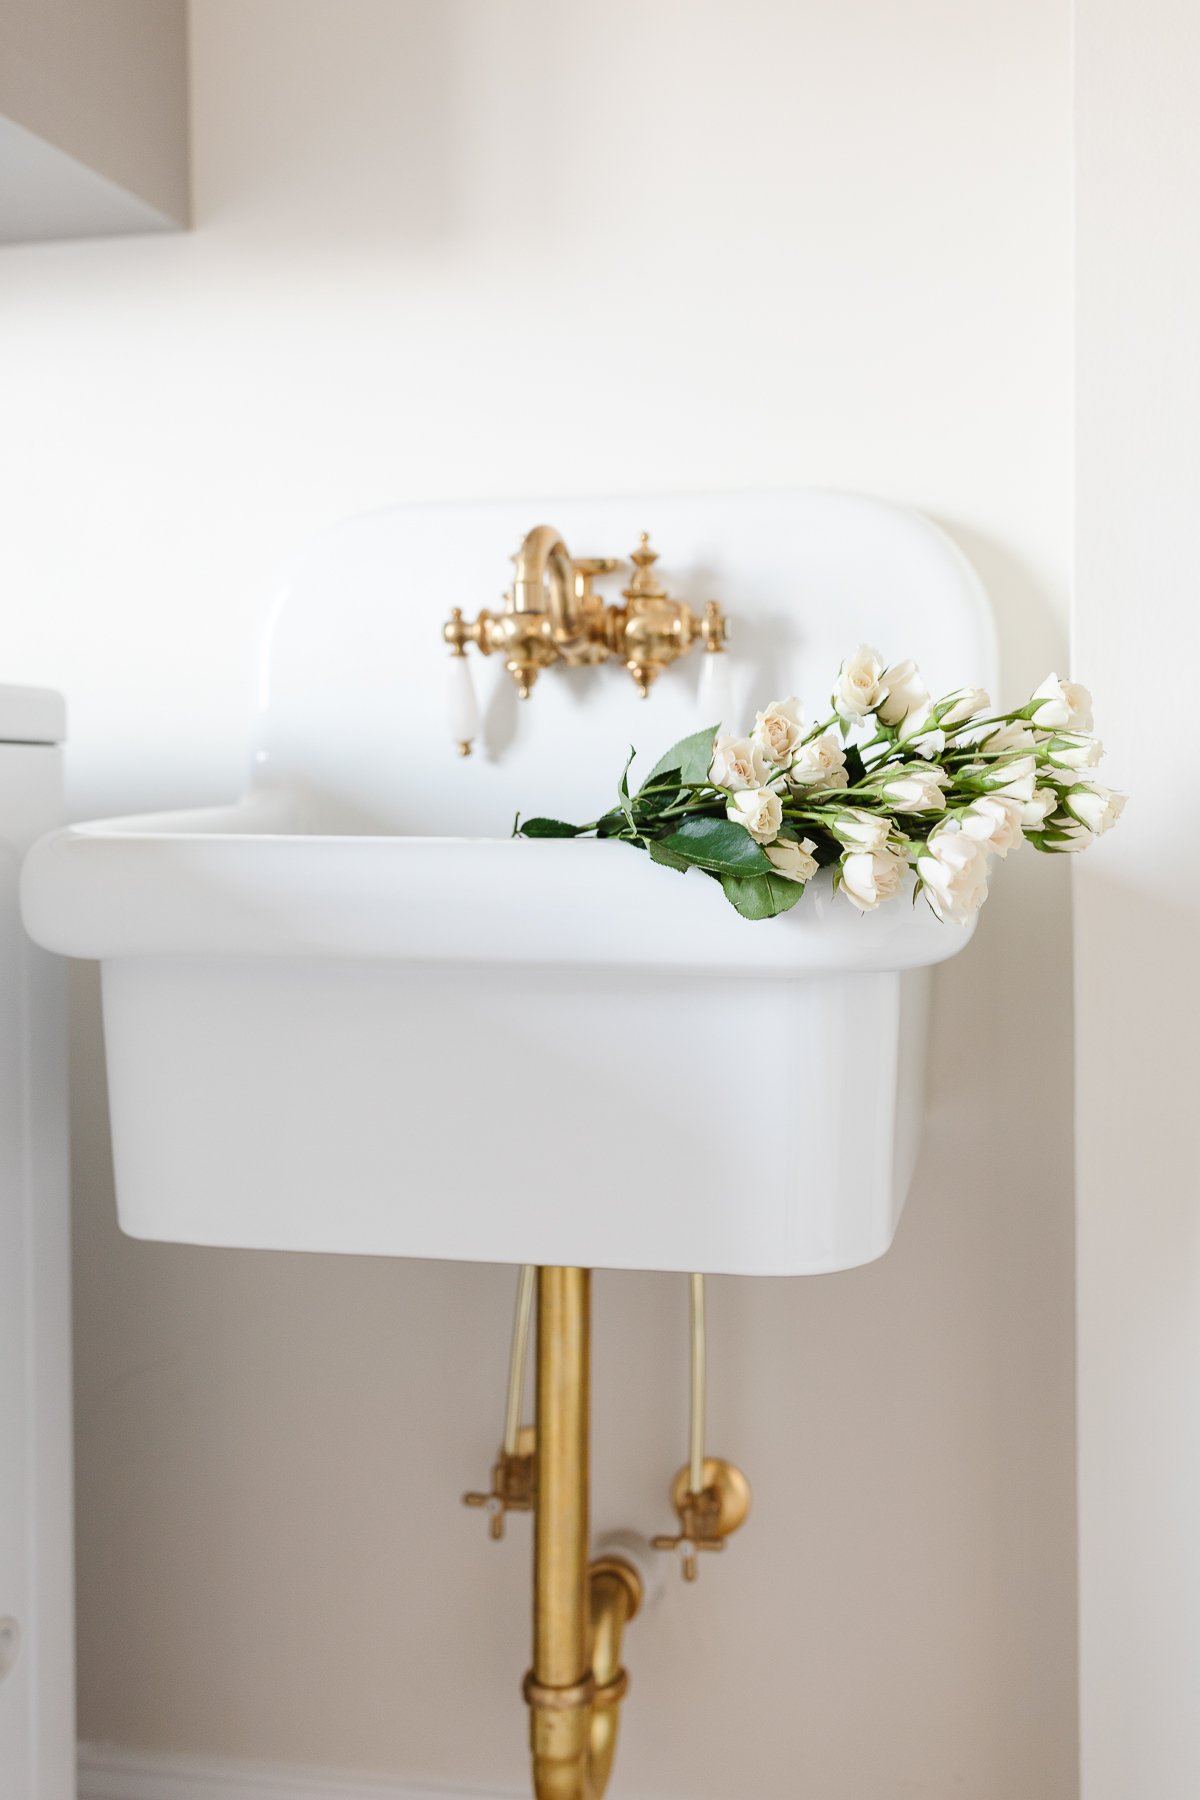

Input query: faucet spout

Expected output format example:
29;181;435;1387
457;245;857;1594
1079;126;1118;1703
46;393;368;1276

512;525;574;624
500;525;580;698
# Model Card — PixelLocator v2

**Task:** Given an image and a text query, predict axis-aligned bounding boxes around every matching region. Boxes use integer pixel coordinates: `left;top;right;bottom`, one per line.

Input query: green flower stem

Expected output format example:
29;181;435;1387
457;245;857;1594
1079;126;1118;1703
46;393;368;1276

939;711;1019;740
800;714;839;744
638;778;722;796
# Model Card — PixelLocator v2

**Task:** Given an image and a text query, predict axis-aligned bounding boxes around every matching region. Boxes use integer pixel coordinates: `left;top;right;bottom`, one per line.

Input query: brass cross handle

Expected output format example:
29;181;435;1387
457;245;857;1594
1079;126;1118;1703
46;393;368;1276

652;1458;752;1582
462;1425;535;1540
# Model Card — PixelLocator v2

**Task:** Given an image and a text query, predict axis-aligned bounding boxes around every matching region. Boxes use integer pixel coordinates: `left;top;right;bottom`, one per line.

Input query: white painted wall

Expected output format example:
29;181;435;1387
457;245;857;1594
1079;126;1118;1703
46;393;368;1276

0;3;1076;1795
1075;4;1200;1797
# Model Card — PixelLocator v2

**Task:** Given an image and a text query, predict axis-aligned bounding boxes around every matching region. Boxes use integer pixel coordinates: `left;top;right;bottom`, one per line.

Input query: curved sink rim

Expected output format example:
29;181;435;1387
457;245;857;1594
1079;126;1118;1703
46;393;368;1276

21;785;978;974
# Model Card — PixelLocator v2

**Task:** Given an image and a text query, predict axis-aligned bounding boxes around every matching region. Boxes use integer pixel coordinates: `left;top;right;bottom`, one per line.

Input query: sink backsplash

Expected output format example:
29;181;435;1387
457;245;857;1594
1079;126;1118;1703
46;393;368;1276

254;491;997;836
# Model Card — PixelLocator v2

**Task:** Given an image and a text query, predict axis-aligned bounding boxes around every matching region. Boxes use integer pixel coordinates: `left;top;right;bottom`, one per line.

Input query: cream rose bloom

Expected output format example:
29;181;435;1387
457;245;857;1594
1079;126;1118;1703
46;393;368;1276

840;846;907;912
938;686;991;727
1044;733;1103;770
879;767;949;813
982;753;1038;803
1021;787;1059;828
876;659;930;728
834;645;885;720
726;787;783;844
751;696;805;767
766;836;819;884
1046;822;1096;853
787;732;848;791
917;824;990;924
709;734;768;791
832;808;893;853
1065;783;1126;836
1030;673;1094;734
961;794;1024;857
895;706;946;758
980;721;1038;754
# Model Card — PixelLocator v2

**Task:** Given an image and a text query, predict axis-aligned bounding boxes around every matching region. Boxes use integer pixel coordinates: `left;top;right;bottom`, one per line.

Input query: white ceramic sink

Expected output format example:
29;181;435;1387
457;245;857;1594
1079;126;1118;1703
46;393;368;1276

21;491;996;1276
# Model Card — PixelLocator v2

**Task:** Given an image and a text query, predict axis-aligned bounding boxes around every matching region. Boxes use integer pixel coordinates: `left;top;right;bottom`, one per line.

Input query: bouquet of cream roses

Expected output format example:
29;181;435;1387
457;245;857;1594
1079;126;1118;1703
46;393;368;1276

515;647;1125;921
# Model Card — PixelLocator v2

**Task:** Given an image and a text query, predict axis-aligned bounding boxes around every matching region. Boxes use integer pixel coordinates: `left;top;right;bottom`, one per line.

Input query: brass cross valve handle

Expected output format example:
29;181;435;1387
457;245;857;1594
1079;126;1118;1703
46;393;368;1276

652;1457;752;1582
442;523;729;712
619;533;697;697
462;1424;535;1541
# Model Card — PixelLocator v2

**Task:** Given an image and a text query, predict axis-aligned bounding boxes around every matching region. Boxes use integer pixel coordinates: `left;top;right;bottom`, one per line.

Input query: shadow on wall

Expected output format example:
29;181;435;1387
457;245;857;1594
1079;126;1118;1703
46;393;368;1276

66;544;1079;1800
936;518;1066;696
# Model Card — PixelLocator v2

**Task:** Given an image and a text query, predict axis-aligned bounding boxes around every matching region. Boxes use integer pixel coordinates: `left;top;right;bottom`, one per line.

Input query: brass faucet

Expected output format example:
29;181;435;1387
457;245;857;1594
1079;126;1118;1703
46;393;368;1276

444;523;729;747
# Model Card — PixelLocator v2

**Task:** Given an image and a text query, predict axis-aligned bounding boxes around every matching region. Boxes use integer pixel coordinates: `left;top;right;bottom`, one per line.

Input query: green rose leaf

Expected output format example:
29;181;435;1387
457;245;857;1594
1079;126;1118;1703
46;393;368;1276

719;871;809;920
637;767;682;814
646;838;692;872
518;817;587;838
641;724;719;790
842;744;867;786
657;815;773;876
618;745;637;831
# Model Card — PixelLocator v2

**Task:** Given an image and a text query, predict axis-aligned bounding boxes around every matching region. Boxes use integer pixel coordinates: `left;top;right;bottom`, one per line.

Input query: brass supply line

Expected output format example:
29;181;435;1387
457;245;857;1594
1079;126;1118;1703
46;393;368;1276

504;1264;536;1458
462;1264;536;1537
689;1272;706;1498
653;1274;752;1581
525;1268;645;1800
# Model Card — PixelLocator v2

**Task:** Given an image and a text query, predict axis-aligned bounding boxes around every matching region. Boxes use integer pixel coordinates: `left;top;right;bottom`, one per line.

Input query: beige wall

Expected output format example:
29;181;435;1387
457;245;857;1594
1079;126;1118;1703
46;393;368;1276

1075;4;1200;1796
0;3;1076;1794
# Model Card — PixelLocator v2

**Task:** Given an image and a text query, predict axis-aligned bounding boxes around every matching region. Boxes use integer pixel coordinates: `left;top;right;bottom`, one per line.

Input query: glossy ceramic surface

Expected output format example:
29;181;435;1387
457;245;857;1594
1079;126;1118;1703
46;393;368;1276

22;491;995;1274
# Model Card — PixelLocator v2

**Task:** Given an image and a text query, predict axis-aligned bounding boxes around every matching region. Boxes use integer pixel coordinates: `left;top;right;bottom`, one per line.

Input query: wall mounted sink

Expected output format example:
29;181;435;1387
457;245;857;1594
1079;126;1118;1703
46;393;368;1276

21;491;996;1276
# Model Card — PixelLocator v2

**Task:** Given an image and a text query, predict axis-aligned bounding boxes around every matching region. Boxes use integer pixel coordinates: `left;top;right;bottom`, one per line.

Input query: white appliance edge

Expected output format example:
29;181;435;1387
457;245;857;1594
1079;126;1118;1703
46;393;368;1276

0;689;73;1800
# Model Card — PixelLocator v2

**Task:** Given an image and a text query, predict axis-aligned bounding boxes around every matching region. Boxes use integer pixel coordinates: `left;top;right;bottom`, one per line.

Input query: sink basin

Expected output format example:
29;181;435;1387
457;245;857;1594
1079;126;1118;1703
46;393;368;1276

21;490;996;1276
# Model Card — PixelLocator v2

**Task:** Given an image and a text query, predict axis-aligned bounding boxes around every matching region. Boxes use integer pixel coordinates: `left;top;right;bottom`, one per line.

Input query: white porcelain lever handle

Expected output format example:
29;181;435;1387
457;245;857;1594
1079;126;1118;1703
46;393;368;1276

697;645;734;731
447;653;480;757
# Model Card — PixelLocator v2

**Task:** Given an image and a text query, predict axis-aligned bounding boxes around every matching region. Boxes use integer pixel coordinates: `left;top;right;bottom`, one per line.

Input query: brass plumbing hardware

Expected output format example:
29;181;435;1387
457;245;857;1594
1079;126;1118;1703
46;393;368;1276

529;1267;594;1800
464;1266;645;1800
461;1424;535;1538
651;1273;752;1580
464;1264;749;1797
652;1457;752;1582
463;1264;536;1537
443;524;730;752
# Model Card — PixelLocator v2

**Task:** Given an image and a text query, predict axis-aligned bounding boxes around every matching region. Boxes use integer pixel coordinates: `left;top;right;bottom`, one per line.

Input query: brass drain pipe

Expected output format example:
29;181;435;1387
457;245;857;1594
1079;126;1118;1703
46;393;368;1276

524;1268;642;1800
586;1555;641;1797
